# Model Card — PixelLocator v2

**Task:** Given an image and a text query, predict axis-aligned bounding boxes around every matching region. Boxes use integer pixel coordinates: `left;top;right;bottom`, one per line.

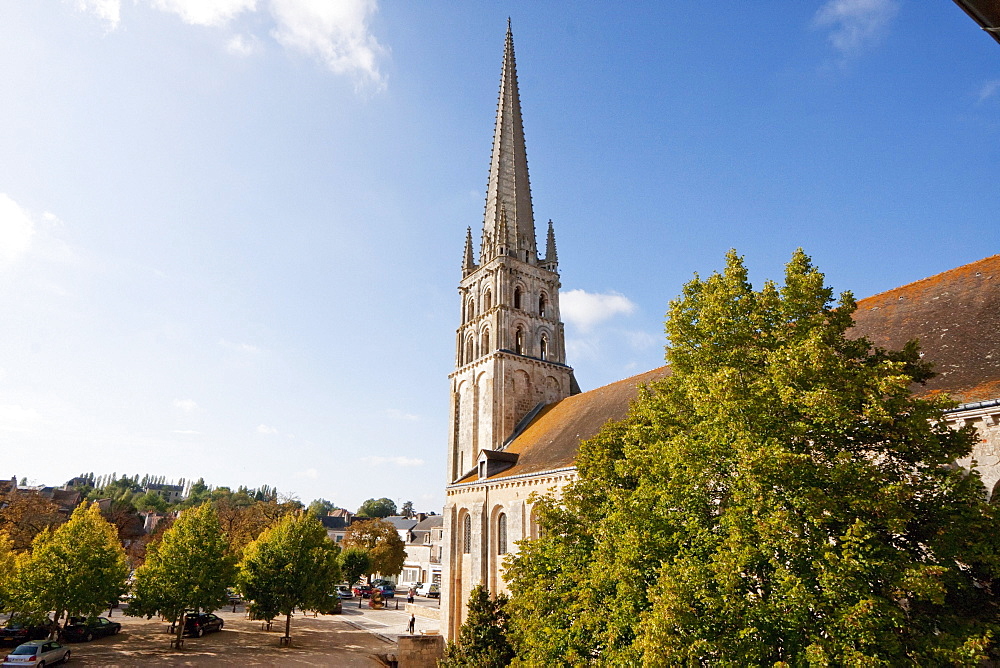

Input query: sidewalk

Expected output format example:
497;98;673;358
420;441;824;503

339;598;441;642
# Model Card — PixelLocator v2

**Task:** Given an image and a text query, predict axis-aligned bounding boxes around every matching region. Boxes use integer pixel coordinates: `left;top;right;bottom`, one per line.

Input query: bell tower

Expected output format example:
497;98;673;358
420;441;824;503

447;22;576;483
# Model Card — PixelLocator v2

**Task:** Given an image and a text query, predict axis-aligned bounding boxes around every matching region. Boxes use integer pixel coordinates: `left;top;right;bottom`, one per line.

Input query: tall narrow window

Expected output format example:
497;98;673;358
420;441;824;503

515;328;524;355
482;329;490;353
539;294;547;317
540;334;548;361
513;287;522;310
462;515;472;554
467;297;475;321
483;289;492;311
497;513;507;555
466;337;474;364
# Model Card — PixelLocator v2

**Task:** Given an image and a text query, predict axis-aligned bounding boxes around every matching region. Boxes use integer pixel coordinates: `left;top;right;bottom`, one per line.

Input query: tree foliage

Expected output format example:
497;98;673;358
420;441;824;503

237;513;341;642
13;504;128;626
507;250;1000;666
126;503;235;645
214;497;300;558
339;546;372;586
341;518;405;580
441;585;514;668
0;491;65;551
0;531;15;611
356;497;397;518
307;498;336;518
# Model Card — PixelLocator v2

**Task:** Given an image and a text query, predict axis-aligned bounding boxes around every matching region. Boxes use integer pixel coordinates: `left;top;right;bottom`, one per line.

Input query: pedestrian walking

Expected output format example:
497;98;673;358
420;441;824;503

408;613;416;635
407;587;415;604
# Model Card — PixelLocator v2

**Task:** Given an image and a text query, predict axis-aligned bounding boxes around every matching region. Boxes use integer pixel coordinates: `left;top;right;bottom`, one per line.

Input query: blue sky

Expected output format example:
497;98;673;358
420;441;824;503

0;1;996;513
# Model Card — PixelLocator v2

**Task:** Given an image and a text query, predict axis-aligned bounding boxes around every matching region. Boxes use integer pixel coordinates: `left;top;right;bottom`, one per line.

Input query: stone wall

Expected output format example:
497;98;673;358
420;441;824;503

397;634;444;668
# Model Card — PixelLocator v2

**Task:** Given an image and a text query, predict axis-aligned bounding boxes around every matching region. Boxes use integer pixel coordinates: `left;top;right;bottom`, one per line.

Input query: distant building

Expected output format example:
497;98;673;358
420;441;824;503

320;508;355;544
401;515;444;586
143;483;185;504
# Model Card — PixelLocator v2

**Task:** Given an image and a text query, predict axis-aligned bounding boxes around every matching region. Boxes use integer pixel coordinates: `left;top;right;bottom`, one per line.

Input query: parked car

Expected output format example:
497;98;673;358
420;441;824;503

375;583;395;599
417;582;440;598
336;585;354;599
2;639;70;667
61;617;121;642
352;584;373;598
183;613;224;637
0;619;56;646
317;595;343;614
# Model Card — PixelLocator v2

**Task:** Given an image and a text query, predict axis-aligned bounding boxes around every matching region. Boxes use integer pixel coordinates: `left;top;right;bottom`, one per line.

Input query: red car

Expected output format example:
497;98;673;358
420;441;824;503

352;584;373;598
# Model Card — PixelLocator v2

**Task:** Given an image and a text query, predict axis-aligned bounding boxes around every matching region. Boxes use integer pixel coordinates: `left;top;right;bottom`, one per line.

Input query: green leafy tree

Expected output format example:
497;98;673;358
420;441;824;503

400;500;415;518
237;513;341;644
134;490;168;513
126;503;235;647
507;249;1000;666
13;504;128;628
0;531;15;611
441;585;514;667
0;491;65;551
341;518;405;582
356;497;397;518
339;546;372;586
307;498;336;518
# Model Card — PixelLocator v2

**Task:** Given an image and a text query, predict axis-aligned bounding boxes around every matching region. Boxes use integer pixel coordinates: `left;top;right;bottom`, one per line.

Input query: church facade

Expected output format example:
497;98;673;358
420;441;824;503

440;26;1000;641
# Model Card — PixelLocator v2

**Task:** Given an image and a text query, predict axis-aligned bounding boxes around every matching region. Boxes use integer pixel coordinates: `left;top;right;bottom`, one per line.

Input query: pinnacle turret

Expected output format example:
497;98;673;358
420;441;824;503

462;227;477;276
542;219;558;271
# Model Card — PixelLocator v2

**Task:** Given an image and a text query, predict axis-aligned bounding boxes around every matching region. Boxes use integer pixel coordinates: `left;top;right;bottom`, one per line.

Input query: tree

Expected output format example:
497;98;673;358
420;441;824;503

214;497;300;558
341;519;405;582
400;501;415;518
0;531;15;612
307;498;336;518
507;250;1000;665
13;504;128;628
237;513;341;644
134;490;168;513
441;585;514;667
356;497;397;518
339;546;372;587
126;503;235;647
0;491;65;551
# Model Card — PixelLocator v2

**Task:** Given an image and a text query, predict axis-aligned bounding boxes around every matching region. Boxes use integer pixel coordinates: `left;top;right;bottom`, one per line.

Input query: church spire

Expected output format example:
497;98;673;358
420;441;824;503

462;226;477;276
481;21;536;264
541;219;558;271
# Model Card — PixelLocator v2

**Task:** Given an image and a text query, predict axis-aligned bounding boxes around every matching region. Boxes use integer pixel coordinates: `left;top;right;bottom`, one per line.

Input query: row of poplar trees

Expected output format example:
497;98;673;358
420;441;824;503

0;505;398;646
444;250;1000;667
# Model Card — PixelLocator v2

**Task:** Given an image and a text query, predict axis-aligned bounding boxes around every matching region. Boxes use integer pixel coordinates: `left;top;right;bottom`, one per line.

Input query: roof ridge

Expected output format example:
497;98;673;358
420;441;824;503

858;254;1000;305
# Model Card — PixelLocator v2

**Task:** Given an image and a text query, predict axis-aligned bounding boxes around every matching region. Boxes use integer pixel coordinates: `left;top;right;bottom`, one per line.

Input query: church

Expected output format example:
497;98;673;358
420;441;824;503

440;26;1000;640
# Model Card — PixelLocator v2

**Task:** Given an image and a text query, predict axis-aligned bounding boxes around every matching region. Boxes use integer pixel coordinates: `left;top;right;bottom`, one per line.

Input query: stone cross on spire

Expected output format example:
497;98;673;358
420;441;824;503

481;21;537;264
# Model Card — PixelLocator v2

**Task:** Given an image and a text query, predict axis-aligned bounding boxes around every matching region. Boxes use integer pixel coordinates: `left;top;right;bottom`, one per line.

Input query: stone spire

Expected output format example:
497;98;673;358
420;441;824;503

462;226;477;276
541;219;558;271
481;21;536;264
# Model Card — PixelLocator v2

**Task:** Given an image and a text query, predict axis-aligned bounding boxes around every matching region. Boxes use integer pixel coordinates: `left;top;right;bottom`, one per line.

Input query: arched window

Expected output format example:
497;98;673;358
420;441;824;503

462;515;472;554
467;297;475;321
497;513;507;555
483;289;492;311
540;334;548;361
513;286;522;310
466;337;474;364
482;329;490;353
539;294;547;317
515;328;524;355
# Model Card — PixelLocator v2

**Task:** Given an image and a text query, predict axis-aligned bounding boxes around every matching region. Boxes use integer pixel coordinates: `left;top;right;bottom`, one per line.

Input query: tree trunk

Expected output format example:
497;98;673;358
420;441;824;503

284;611;291;642
175;610;186;649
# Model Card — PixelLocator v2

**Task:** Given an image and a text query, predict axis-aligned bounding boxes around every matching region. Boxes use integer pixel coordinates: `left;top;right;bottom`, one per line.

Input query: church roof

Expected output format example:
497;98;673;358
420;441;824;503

456;255;1000;484
459;367;670;483
850;254;1000;403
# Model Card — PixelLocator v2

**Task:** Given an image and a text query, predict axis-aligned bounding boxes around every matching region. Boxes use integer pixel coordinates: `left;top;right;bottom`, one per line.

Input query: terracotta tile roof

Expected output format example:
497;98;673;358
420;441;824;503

850;255;1000;403
460;367;670;483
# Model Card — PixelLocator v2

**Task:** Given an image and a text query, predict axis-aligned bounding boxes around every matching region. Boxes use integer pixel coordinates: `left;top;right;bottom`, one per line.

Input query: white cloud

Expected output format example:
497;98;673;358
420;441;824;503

0;194;36;267
257;424;278;434
978;79;1000;103
151;0;256;27
561;289;637;332
219;339;260;353
227;33;260;56
0;405;41;433
269;0;385;88
75;0;121;30
814;0;898;57
173;398;199;412
360;456;424;468
297;467;319;479
385;408;419;421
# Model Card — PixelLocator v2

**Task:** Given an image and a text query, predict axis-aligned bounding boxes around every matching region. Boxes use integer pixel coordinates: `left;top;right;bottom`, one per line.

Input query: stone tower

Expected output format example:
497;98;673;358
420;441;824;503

447;23;576;483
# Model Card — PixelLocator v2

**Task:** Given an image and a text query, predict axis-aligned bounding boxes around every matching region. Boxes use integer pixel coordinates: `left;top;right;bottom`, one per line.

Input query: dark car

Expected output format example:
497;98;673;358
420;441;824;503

183;613;224;637
317;595;343;615
0;618;56;646
375;583;395;599
61;616;120;642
